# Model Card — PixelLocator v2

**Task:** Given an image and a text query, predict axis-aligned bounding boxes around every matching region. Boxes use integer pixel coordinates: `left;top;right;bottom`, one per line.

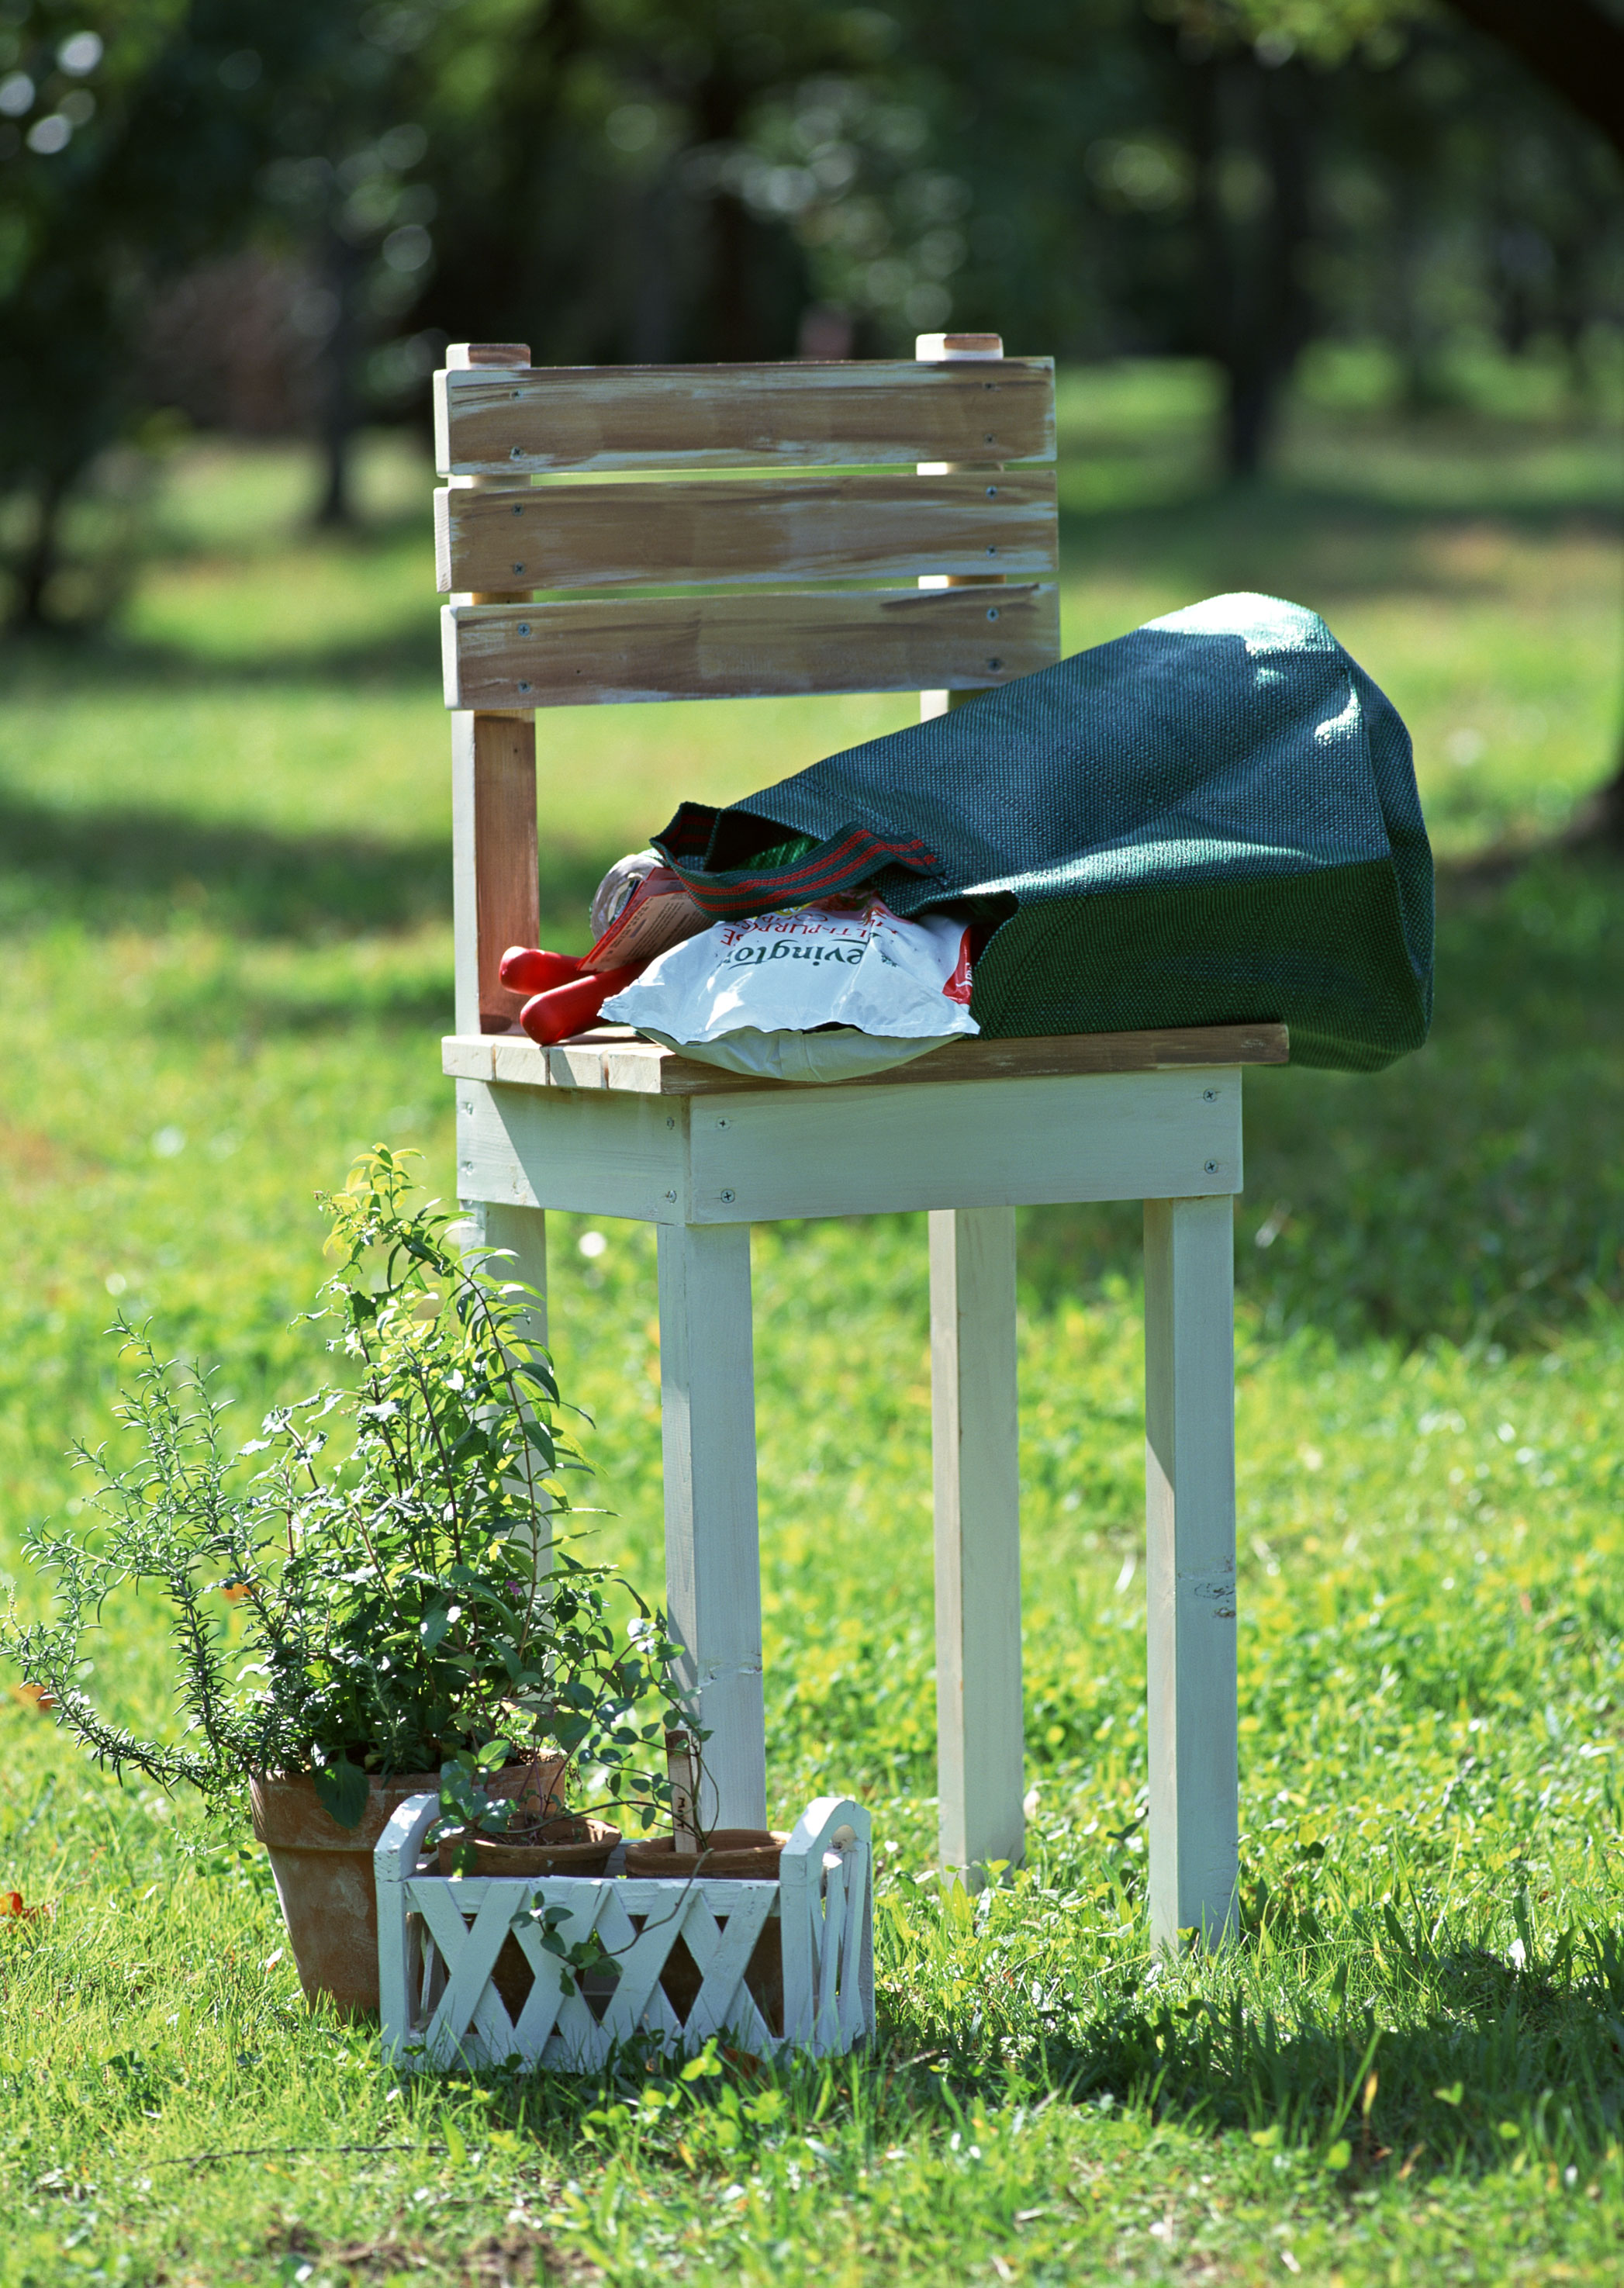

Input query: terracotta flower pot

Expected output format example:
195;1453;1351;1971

436;1816;620;1879
250;1755;564;2018
622;1829;786;1881
622;1830;787;2032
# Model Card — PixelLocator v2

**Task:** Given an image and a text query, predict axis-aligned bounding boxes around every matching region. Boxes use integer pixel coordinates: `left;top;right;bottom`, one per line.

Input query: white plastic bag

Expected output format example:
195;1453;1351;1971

600;897;979;1084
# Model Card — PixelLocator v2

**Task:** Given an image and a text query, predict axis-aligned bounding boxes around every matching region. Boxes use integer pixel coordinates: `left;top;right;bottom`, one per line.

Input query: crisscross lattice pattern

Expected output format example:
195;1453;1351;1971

377;1795;872;2070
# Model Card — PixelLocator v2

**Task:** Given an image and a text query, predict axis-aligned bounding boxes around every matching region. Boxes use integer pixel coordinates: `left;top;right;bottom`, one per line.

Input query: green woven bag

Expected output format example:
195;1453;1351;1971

651;592;1432;1073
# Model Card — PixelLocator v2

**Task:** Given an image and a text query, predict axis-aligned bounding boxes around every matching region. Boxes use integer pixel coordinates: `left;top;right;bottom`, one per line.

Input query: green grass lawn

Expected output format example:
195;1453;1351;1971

2;359;1624;2285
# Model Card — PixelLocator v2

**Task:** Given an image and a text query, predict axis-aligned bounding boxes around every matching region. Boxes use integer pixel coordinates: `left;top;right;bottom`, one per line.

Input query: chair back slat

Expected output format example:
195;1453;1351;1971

444;582;1059;710
435;358;1056;475
435;470;1059;596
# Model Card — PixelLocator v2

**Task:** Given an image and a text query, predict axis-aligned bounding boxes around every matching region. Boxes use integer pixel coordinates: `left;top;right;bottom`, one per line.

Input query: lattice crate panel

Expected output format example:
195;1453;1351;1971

376;1795;873;2071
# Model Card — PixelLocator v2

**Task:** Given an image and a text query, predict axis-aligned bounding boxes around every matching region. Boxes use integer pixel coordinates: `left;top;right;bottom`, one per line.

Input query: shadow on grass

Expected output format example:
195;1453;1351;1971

871;1910;1624;2180
1055;482;1622;611
0;783;606;952
2;620;444;696
416;1911;1624;2196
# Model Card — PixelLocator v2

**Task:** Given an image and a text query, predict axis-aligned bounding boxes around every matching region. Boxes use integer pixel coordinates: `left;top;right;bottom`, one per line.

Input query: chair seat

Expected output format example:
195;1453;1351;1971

442;1020;1288;1098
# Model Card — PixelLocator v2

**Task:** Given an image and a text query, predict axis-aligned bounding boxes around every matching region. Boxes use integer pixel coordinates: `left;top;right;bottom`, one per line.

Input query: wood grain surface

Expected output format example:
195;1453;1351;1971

450;712;538;1034
442;1023;1290;1096
441;582;1059;707
434;358;1056;475
434;469;1059;594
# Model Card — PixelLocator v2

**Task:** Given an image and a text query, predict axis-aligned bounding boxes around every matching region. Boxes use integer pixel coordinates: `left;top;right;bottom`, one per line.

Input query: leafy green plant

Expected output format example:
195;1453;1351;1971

0;1149;689;1829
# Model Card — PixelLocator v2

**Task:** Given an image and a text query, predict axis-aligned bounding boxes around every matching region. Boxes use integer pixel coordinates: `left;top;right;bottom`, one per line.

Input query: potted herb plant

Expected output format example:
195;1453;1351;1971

0;1150;689;2017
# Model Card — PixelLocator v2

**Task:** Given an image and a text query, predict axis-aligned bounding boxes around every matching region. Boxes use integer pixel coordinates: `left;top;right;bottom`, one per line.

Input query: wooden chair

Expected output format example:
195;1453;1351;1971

434;332;1286;1952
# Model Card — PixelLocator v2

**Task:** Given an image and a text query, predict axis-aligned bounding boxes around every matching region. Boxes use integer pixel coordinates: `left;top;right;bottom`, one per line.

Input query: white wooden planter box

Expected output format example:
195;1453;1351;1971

376;1794;873;2071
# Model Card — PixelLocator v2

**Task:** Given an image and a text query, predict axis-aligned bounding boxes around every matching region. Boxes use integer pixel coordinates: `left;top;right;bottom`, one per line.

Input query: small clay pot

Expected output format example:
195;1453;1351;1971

622;1829;787;1881
436;1816;620;1878
622;1830;786;2034
250;1754;563;2020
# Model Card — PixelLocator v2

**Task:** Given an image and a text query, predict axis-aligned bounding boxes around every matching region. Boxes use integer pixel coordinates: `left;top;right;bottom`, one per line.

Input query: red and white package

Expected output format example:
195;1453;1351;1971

583;852;709;973
600;897;980;1084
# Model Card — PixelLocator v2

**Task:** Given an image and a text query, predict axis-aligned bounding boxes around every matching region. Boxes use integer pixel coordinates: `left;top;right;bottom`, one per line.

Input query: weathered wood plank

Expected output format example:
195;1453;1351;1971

442;583;1059;708
1144;1193;1240;1955
441;1024;1291;1096
434;470;1058;594
450;712;538;1035
435;358;1056;476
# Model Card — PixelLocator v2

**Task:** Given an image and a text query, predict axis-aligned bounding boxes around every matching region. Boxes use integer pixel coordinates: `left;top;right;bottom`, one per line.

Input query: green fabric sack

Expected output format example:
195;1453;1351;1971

651;591;1432;1072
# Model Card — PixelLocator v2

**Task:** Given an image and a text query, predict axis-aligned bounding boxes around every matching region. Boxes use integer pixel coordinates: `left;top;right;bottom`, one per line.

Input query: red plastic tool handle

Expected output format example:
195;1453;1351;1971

499;945;585;994
518;963;645;1045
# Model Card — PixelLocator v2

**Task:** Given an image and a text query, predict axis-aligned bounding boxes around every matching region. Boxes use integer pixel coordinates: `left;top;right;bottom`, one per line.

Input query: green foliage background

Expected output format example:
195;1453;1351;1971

2;0;1621;615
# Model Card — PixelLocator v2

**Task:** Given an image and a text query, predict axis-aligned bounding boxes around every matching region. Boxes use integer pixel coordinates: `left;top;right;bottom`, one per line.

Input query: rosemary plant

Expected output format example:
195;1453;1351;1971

0;1150;689;1829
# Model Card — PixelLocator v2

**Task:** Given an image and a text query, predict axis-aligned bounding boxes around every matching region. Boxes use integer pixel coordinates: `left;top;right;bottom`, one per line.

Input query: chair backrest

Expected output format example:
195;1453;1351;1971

434;334;1059;1034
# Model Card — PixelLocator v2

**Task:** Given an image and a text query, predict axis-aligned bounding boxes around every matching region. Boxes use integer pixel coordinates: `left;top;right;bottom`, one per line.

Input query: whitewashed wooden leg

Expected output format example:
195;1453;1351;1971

453;1202;552;1602
455;1201;548;1345
657;1221;766;1831
1143;1194;1239;1954
929;1206;1023;1880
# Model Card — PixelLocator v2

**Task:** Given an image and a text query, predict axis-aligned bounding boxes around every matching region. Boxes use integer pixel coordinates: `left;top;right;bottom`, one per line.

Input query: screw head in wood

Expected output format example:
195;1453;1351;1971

987;656;1003;669
513;562;525;574
509;445;523;458
986;485;997;497
986;546;997;555
986;607;1000;621
1204;1160;1218;1173
1204;1087;1218;1101
665;1189;676;1201
517;622;531;635
720;1189;735;1202
517;680;532;693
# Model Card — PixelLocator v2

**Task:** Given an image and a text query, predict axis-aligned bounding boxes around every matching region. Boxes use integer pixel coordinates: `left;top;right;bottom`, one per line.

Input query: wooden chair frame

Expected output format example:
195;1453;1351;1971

435;333;1283;1950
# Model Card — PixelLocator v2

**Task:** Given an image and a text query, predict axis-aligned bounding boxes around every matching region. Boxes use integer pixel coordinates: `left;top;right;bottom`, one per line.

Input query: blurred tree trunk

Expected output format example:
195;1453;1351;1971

695;71;755;361
1190;53;1316;479
631;172;676;363
12;470;67;631
314;229;362;530
1443;0;1624;841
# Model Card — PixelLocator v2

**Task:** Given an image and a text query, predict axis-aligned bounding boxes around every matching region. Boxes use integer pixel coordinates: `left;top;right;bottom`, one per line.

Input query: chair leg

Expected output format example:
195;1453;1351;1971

1143;1194;1239;1954
657;1221;767;1831
929;1206;1023;1881
458;1201;548;1346
457;1203;551;1583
